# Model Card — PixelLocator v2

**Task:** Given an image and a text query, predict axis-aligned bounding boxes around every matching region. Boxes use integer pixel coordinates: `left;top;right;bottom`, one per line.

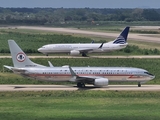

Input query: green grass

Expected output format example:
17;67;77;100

0;91;160;120
128;40;160;50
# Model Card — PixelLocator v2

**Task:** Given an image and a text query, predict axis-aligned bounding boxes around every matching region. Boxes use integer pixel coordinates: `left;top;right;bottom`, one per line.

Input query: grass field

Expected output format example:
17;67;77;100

0;91;160;120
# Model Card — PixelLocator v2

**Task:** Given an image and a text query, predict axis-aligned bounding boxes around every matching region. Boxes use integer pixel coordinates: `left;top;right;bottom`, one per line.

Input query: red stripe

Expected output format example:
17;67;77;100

129;75;144;78
28;74;137;77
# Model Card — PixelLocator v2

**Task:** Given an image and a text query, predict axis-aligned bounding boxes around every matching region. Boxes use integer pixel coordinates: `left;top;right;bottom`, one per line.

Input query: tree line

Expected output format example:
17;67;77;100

0;8;160;25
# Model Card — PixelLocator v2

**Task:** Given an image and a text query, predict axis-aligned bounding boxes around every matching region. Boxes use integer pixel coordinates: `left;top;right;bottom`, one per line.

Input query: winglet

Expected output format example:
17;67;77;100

113;27;130;44
91;40;94;43
48;61;54;67
69;66;78;82
98;42;104;49
69;66;77;77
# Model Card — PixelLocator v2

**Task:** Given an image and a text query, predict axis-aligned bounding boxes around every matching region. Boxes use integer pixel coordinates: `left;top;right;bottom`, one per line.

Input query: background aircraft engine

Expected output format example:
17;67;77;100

94;78;108;87
70;50;80;56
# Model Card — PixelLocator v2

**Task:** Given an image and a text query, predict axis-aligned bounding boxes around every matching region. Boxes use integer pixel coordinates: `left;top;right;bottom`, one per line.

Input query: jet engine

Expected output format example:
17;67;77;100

94;78;108;87
70;50;80;56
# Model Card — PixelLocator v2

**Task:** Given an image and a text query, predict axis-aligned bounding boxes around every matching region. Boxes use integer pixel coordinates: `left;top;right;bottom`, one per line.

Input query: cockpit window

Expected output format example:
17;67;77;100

144;72;154;76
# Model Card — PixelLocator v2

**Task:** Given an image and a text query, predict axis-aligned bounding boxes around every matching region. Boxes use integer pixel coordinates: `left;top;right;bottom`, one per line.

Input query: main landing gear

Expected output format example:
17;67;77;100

77;82;85;88
138;82;141;87
82;52;87;57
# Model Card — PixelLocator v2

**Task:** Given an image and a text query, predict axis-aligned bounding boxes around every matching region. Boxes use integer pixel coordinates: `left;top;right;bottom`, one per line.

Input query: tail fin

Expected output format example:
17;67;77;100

113;27;130;44
8;40;45;68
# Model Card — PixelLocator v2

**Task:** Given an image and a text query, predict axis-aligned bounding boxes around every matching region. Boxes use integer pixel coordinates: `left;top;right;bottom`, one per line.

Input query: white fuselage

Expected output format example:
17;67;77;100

14;67;154;83
38;43;127;54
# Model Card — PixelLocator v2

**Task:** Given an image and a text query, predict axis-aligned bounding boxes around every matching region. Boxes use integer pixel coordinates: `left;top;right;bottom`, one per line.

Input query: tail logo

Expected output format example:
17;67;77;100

16;53;26;62
113;35;126;44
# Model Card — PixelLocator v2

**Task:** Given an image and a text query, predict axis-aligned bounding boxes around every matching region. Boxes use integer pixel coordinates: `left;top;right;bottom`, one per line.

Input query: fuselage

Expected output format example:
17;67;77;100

14;67;154;83
38;43;127;54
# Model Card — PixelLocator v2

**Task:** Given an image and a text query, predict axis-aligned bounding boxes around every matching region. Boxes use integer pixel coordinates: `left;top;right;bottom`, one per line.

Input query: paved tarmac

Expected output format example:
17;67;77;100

0;85;160;91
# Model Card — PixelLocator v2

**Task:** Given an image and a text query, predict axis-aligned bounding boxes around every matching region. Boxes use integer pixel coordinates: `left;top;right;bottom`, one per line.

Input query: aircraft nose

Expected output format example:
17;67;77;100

148;74;155;80
38;48;43;52
151;75;155;80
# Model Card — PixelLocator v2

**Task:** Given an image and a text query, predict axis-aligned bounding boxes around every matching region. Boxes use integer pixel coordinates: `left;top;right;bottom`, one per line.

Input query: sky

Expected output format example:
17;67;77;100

0;0;160;8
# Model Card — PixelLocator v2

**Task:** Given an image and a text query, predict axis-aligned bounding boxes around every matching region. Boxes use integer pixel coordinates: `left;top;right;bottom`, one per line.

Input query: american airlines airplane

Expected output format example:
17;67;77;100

38;27;130;56
4;40;154;88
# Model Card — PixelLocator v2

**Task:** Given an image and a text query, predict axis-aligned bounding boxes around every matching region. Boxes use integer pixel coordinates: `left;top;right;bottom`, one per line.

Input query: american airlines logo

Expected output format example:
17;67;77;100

16;53;26;62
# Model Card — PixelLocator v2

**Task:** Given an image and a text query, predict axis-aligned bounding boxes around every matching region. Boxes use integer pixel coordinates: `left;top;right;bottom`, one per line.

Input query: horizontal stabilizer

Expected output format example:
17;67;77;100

3;65;27;73
3;65;13;70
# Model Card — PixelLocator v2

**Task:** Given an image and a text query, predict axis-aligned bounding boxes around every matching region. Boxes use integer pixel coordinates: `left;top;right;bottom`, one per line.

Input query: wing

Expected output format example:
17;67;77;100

76;76;104;84
75;43;104;53
75;48;94;53
68;66;103;84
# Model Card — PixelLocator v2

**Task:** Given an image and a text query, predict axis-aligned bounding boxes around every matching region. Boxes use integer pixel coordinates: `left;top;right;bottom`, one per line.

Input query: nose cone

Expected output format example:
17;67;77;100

147;74;155;81
150;75;155;80
38;47;48;55
38;48;42;52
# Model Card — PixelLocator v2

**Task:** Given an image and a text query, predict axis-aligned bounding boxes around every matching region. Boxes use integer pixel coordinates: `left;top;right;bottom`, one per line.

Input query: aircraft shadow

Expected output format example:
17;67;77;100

73;85;108;90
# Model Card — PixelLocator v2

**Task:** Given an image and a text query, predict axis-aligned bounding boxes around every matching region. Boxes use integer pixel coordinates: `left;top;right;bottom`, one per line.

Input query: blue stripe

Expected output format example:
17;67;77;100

113;35;126;44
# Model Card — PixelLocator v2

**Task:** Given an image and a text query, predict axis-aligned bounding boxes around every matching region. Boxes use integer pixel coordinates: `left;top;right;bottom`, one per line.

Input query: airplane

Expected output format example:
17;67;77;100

38;27;130;57
4;40;154;88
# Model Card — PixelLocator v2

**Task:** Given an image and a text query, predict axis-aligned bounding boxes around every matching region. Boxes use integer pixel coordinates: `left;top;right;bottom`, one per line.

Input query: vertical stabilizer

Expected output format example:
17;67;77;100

113;27;130;44
8;40;45;68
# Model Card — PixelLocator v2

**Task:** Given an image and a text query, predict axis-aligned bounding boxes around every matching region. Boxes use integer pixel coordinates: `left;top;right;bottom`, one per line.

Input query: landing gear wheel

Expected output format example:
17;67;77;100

82;52;87;57
77;83;85;88
81;83;85;88
138;83;141;87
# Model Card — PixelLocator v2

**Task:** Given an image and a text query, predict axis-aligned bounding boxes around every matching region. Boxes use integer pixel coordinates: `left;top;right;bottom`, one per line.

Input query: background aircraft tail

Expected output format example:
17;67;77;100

113;27;130;44
8;40;45;68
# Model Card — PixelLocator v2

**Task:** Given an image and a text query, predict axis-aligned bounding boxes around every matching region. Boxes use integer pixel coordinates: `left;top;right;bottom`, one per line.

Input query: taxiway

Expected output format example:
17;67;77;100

0;85;160;91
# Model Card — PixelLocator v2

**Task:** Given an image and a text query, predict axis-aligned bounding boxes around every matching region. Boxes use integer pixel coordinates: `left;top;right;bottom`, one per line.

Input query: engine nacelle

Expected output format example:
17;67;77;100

94;78;108;87
70;50;80;56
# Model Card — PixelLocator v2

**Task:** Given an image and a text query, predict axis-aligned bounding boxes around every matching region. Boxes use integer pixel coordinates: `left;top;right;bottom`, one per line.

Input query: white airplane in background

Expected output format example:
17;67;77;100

4;40;154;88
38;27;130;57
